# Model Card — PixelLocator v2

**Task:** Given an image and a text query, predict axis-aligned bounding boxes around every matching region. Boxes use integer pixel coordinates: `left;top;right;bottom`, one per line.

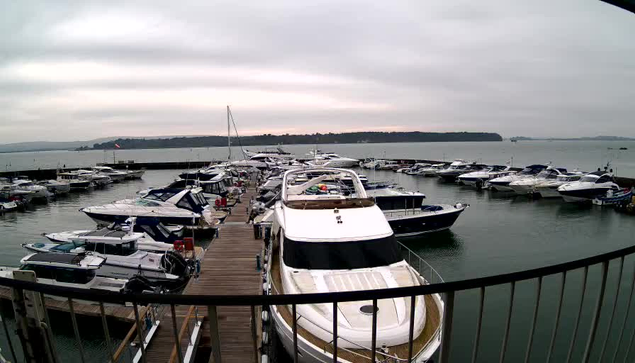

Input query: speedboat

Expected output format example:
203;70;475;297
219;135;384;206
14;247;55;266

457;165;514;188
81;188;217;227
22;236;190;284
487;164;548;192
306;152;359;168
508;167;568;195
558;172;620;203
12;180;50;200
45;217;184;245
0;253;158;295
417;163;445;177
38;179;71;195
267;168;444;362
534;173;584;198
92;166;128;182
437;161;486;182
0;197;19;213
403;163;431;175
367;187;468;237
57;171;93;191
77;169;112;188
124;169;145;179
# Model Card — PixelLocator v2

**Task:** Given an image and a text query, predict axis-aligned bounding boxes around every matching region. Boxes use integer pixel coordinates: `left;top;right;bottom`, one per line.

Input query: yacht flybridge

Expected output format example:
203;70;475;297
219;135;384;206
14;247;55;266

266;168;443;362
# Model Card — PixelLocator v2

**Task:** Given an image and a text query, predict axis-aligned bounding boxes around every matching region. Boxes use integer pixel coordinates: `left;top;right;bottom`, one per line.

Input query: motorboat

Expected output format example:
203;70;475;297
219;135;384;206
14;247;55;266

77;169;112;188
0;197;19;213
45;217;184;245
359;159;400;170
0;253;158;295
403;163;431;175
93;166;128;182
367;187;468;237
245;146;292;159
81;188;217;227
38;179;71;195
593;188;633;206
179;164;227;181
416;163;446;177
22;235;190;284
487;164;548;192
306;152;359;168
457;165;514;188
57;171;93;191
534;173;584;198
12;179;50;200
436;161;486;182
508;167;568;195
558;172;620;203
124;169;145;180
266;168;444;362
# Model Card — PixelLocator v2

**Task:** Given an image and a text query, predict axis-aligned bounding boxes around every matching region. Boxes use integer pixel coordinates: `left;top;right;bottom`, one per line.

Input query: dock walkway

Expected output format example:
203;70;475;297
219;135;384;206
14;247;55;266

145;188;263;363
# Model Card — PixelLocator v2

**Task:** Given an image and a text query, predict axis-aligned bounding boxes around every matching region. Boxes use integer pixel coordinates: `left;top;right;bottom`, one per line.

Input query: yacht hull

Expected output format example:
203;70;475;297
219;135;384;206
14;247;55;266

84;211;199;227
559;188;612;203
535;186;562;198
385;206;466;237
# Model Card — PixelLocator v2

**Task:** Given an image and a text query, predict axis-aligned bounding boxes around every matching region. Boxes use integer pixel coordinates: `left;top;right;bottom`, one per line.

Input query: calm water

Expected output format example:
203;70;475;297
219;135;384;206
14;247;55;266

0;150;634;361
3;140;635;177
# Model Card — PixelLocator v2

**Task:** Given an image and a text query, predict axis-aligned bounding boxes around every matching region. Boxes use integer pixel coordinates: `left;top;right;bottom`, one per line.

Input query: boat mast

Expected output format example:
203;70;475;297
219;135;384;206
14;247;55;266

227;105;231;161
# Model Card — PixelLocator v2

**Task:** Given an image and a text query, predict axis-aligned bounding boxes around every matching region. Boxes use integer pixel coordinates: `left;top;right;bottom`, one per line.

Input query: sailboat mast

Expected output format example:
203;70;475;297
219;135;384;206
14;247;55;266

227;105;231;160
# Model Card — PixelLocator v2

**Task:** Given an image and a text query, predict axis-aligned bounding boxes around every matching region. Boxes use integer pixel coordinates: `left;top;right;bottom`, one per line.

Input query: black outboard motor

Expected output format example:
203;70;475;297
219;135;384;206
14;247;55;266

161;251;190;277
125;275;160;294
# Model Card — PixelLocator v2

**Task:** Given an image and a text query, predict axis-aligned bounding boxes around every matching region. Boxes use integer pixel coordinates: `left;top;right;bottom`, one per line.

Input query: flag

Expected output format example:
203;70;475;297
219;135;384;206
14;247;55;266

115;143;121;149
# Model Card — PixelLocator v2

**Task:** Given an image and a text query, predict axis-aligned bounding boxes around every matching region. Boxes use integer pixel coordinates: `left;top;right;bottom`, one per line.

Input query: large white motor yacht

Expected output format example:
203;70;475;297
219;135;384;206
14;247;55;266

508;166;568;195
457;165;514;188
306;151;359;168
534;173;584;198
93;166;128;182
487;164;548;192
558;172;620;203
267;168;443;362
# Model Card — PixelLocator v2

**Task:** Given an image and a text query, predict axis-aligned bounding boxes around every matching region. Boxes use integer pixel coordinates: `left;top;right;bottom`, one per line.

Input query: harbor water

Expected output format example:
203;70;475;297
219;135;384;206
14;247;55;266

0;143;634;361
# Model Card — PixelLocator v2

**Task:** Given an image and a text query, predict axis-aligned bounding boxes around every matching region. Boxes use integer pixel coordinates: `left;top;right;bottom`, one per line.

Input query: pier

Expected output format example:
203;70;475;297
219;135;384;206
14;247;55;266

144;187;263;362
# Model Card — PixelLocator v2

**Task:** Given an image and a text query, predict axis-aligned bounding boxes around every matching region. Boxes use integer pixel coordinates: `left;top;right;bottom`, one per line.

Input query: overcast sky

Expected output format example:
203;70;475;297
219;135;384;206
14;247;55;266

0;0;634;144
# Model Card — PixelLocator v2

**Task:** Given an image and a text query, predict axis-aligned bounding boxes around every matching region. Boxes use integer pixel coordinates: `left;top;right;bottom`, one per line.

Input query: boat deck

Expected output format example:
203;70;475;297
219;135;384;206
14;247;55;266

144;188;263;363
270;249;442;362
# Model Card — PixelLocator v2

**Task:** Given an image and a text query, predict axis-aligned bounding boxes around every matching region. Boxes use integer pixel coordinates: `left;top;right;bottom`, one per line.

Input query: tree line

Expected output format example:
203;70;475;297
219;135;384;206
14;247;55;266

88;131;502;150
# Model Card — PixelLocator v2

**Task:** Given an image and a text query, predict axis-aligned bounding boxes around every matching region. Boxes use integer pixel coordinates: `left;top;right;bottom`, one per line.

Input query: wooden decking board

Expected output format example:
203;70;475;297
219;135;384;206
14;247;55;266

144;188;263;362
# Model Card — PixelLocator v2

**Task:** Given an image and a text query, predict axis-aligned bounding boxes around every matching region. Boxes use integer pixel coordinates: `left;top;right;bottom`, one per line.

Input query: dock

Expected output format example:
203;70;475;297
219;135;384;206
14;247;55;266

144;187;263;362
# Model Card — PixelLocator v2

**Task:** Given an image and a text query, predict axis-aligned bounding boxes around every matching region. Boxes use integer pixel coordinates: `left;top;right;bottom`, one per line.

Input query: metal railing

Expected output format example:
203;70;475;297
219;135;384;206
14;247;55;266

1;243;635;362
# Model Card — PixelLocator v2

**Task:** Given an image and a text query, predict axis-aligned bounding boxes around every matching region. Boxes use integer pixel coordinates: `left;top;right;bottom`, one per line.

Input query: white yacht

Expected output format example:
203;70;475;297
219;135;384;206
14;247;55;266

558;172;620;203
57;171;93;190
93;166;128;182
306;151;359;168
38;179;71;195
12;179;50;200
508;167;568;195
81;188;216;227
267;168;444;362
22;235;189;284
534;173;584;198
0;253;158;295
77;169;112;188
457;165;514;188
0;197;19;213
437;161;485;182
416;163;445;177
487;164;548;192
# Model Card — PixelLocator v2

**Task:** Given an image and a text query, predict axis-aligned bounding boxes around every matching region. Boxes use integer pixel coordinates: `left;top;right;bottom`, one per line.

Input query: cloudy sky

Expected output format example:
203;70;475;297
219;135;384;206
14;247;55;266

0;0;634;143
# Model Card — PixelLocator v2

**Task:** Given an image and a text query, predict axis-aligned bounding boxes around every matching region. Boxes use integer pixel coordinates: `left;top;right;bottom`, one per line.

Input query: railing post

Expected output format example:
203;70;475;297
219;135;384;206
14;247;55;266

0;303;18;363
250;306;258;363
407;295;416;363
499;282;516;363
613;262;635;363
566;266;589;363
133;303;147;363
332;301;338;362
547;271;567;363
439;291;455;363
471;287;485;363
524;277;542;363
99;302;115;363
208;305;222;363
171;304;184;363
68;298;86;363
599;257;624;361
292;304;298;363
581;261;609;363
371;299;378;362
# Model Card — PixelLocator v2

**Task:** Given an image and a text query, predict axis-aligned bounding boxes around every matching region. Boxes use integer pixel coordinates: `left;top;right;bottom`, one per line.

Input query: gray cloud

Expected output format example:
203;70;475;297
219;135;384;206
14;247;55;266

0;0;634;143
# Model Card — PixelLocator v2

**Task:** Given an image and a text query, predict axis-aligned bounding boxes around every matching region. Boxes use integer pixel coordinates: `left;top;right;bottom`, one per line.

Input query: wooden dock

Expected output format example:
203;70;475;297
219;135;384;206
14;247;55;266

144;188;264;363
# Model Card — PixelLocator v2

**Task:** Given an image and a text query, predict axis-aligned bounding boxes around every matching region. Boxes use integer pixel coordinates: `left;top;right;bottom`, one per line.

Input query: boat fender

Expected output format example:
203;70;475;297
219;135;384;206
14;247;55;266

261;355;269;363
262;311;269;323
262;332;269;345
263;282;268;292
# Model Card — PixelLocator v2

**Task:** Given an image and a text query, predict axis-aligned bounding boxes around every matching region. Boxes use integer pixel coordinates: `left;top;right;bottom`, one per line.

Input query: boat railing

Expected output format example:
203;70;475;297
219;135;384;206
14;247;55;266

399;241;445;285
3;241;635;362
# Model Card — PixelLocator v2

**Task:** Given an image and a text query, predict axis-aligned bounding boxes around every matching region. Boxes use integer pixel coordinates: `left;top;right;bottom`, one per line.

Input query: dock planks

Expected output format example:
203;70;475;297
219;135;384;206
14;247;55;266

145;188;263;362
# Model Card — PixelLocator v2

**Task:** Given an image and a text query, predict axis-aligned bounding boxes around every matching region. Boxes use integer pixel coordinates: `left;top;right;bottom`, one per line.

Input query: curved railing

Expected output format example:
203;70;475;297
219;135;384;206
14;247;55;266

1;243;635;362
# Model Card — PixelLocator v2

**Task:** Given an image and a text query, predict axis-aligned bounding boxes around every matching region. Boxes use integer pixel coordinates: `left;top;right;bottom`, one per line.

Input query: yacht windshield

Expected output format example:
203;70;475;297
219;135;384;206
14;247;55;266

580;176;599;182
283;235;402;270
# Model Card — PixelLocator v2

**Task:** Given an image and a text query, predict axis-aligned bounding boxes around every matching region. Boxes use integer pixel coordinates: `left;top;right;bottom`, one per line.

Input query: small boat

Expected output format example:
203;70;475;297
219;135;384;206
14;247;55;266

558;172;620;203
0;197;19;213
593;188;633;206
22;235;190;285
457;165;515;188
38;179;71;195
0;253;159;295
57;171;93;191
93;166;128;182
